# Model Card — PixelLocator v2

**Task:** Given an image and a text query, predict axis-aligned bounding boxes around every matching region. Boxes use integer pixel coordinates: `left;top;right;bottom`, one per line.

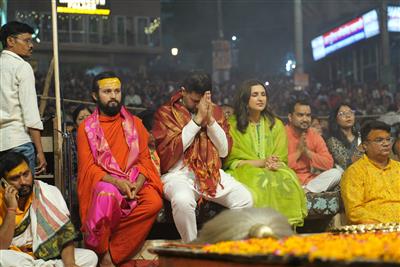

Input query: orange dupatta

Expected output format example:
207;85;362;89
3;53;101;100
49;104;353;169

153;91;232;197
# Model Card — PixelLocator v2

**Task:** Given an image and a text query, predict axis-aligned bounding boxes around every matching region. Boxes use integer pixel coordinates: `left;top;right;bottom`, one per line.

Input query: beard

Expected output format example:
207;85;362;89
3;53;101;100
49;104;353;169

18;185;33;198
98;100;122;116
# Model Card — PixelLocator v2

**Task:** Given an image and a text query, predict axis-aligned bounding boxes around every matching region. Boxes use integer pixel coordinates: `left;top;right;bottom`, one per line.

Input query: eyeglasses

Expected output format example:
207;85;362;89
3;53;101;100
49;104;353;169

367;137;394;145
337;110;355;117
12;36;34;45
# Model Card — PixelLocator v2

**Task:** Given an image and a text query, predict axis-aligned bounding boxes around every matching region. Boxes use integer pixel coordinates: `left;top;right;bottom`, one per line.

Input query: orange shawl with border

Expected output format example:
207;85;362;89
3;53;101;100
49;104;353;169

153;91;232;197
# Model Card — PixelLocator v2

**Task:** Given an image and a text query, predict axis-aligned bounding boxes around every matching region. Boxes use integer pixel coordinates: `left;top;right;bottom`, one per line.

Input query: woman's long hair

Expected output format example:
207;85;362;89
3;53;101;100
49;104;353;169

328;103;359;148
234;79;276;133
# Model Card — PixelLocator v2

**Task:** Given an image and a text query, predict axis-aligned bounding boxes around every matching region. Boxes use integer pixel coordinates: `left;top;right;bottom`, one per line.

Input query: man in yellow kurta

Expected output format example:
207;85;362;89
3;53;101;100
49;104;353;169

341;120;400;224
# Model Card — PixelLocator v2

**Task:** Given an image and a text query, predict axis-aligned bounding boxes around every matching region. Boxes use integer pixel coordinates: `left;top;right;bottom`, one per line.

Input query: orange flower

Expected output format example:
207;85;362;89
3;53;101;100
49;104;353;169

203;232;400;263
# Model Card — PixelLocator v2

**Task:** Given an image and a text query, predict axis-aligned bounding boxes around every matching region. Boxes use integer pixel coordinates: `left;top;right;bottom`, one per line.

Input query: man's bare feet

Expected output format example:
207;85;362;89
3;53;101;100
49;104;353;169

99;250;116;267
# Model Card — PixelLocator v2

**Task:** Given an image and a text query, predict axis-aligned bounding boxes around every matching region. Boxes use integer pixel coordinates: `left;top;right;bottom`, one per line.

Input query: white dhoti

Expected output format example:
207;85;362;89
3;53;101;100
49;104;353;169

0;181;98;267
162;167;253;242
304;168;343;193
0;248;97;267
157;116;253;242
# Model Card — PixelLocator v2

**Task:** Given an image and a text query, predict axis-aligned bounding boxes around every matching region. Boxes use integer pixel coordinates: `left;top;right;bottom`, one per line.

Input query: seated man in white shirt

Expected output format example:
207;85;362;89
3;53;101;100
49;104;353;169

153;72;253;243
0;21;47;175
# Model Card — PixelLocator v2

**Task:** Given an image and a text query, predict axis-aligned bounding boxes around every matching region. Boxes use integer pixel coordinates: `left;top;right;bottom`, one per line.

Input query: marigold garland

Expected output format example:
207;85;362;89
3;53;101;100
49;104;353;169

202;232;400;263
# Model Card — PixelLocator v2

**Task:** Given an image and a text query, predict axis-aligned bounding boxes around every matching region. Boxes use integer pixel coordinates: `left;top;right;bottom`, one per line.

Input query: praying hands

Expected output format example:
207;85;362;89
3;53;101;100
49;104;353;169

194;91;215;127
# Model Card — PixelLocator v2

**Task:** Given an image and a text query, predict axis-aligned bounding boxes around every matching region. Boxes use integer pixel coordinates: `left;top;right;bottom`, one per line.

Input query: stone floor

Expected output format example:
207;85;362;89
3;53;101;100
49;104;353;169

133;240;170;260
125;240;178;267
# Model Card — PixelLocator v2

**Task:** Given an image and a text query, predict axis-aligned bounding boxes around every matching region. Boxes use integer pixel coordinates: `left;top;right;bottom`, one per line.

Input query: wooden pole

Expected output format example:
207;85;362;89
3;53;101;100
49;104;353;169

51;0;63;191
294;0;304;74
39;58;54;117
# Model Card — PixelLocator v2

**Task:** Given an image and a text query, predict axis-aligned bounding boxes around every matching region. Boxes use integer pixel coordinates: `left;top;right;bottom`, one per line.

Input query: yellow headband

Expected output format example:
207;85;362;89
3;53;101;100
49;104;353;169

5;161;30;179
98;78;121;89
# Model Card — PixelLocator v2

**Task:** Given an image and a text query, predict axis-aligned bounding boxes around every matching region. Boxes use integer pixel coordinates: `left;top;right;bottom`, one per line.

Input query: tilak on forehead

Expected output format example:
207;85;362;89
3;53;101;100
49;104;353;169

98;77;121;89
5;161;30;179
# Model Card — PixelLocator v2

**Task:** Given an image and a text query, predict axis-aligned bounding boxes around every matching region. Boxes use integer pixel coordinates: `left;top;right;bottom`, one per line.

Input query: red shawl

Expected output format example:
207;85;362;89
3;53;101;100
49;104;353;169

153;91;232;197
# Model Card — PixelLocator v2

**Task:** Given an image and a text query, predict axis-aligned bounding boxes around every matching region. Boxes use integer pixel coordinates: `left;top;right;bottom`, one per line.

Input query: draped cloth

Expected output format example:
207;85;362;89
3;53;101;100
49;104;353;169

0;180;77;260
77;108;163;264
85;107;140;184
84;107;140;213
153;91;232;197
224;116;307;227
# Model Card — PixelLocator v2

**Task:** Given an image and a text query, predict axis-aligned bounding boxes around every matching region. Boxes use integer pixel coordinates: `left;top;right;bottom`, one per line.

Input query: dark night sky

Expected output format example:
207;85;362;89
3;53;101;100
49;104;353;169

161;0;381;76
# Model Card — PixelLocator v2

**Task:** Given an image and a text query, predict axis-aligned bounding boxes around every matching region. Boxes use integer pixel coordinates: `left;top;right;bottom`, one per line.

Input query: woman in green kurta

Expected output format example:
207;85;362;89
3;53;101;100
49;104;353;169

224;80;307;227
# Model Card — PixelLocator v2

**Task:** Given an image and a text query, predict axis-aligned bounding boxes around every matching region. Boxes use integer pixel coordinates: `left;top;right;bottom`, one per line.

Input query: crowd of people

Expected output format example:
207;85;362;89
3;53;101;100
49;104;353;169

2;21;400;267
267;77;400;116
35;70;179;123
35;69;400;125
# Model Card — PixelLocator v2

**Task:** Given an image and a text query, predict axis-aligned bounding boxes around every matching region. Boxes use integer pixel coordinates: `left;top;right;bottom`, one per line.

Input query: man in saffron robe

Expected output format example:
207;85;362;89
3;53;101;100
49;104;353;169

153;72;253;243
77;72;163;267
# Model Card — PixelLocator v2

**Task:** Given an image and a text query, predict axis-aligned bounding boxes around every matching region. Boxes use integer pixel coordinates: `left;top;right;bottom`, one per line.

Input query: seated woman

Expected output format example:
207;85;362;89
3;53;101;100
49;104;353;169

69;104;92;228
71;104;93;176
326;104;363;171
137;109;160;174
311;116;324;136
224;80;307;227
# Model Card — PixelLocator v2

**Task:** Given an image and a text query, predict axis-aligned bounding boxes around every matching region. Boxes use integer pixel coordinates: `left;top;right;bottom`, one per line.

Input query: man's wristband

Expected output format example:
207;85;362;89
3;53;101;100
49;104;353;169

192;118;201;126
7;208;17;213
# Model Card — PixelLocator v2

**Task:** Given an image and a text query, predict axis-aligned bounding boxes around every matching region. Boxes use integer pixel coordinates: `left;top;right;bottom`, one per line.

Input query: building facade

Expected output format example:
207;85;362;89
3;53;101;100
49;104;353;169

8;0;162;72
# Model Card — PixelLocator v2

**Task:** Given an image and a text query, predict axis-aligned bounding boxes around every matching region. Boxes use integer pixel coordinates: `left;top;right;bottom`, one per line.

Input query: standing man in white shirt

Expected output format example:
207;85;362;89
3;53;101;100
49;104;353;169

0;21;47;175
153;72;253;243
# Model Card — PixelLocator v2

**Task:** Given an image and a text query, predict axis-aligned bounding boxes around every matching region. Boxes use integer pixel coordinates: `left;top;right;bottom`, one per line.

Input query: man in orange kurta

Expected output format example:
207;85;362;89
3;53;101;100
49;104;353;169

77;72;163;267
286;99;342;193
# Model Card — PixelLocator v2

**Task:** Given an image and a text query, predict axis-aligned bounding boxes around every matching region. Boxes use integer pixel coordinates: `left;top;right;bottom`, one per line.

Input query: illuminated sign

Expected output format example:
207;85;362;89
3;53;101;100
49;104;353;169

57;0;110;15
311;9;379;61
388;6;400;32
